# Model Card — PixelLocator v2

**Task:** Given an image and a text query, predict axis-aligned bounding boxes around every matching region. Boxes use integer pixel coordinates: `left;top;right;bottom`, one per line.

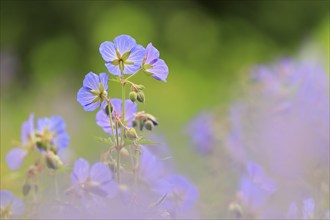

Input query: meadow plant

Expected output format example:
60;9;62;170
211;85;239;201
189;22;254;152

2;34;198;219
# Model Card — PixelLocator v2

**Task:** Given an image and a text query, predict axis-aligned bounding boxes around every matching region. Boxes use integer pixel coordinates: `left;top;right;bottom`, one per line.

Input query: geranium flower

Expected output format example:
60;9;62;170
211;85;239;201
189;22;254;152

99;35;145;76
70;158;117;198
77;72;109;111
142;43;169;82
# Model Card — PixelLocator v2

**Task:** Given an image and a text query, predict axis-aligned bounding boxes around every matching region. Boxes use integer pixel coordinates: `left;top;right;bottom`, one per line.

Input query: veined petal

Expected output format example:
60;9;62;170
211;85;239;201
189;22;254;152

99;41;117;62
90;162;113;185
124;100;138;122
124;44;145;74
99;73;109;91
113;35;136;55
77;87;99;111
47;116;66;134
110;98;122;118
6;148;28;170
105;62;121;76
148;59;169;82
96;110;112;135
71;158;90;186
83;72;100;90
145;43;160;64
53;131;70;151
21;114;34;145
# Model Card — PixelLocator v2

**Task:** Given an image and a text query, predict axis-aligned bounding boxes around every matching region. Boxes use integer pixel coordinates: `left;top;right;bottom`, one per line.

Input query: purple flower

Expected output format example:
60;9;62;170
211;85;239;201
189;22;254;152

99;35;145;76
185;112;214;155
36;116;69;153
6;114;34;170
155;175;199;212
302;198;314;220
77;72;108;111
96;99;137;135
142;43;169;82
238;162;276;211
70;158;117;198
0;190;25;219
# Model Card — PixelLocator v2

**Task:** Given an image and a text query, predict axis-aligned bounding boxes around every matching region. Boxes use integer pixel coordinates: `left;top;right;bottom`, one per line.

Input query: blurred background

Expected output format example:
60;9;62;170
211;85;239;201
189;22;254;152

1;0;329;218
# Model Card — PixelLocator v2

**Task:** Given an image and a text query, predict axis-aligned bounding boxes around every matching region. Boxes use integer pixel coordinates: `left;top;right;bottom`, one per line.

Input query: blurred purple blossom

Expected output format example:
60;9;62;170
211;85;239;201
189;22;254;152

96;99;137;135
99;35;145;76
186;111;215;155
142;43;169;82
6;114;34;170
0;190;25;219
77;72;108;111
70;158;117;198
36;116;69;152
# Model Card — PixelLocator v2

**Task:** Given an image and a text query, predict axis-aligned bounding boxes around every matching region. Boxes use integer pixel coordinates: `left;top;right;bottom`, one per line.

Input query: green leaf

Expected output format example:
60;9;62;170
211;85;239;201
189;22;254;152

95;136;113;145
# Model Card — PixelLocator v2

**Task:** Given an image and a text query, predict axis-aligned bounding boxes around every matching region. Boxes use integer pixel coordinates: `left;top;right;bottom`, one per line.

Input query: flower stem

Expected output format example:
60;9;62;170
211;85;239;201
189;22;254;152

115;120;120;183
121;82;125;146
107;99;116;144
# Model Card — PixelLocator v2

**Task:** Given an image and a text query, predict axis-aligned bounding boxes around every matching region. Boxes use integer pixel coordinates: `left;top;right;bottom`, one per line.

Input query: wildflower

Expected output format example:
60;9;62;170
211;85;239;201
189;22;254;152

0;190;25;219
35;116;69;153
99;35;145;76
96;99;137;135
238;162;276;215
6;114;34;170
142;43;169;82
70;158;117;198
185;112;214;155
77;72;109;111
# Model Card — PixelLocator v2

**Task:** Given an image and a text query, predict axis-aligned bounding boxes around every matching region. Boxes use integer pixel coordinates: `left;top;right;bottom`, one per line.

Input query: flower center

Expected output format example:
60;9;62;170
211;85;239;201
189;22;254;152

111;50;134;71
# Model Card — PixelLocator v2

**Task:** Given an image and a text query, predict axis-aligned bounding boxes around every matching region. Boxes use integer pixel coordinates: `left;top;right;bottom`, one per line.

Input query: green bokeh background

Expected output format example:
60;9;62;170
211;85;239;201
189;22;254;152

1;0;329;218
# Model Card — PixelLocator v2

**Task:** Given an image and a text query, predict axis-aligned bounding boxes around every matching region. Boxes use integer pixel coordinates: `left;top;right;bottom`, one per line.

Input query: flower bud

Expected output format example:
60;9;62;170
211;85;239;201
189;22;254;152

22;183;31;196
126;128;138;140
129;91;137;102
45;151;63;170
144;120;154;131
132;120;138;127
136;84;145;91
105;104;113;116
120;148;129;157
137;91;145;103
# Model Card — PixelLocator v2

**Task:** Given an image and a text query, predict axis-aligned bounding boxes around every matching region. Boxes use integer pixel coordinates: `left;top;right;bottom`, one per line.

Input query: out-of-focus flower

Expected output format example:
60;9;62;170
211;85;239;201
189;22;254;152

238;162;276;214
286;198;329;220
6;114;34;170
99;35;145;76
36;116;69;153
96;99;137;134
0;190;25;219
70;158;117;198
185;111;215;155
142;43;169;82
77;72;108;111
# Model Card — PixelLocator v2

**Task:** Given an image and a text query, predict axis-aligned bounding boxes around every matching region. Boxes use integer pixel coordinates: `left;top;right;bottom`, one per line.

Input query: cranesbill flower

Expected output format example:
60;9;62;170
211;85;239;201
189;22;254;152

36;116;69;153
0;190;25;219
70;158;117;198
77;72;109;111
6;114;34;170
96;99;137;135
99;35;145;76
142;43;169;82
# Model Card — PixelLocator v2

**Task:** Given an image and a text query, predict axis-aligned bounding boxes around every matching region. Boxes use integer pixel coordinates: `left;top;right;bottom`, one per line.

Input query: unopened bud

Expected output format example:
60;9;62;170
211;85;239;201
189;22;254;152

45;151;63;170
120;148;129;157
137;91;145;103
144;120;154;131
126;128;138;140
132;120;138;127
105;104;113;116
22;183;31;196
136;84;145;91
129;91;137;102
